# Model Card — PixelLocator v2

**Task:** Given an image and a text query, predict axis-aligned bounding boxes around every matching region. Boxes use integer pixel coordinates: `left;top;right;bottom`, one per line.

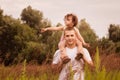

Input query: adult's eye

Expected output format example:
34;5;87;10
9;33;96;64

66;35;69;37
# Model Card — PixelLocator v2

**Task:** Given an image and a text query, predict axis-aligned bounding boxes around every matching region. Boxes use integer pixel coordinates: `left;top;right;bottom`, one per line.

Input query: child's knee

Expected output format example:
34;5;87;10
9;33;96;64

76;40;82;45
58;41;65;49
58;42;61;48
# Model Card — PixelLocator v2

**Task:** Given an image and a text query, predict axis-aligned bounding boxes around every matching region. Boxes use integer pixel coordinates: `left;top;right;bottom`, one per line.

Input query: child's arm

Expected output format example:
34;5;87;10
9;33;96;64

74;27;89;47
41;26;64;33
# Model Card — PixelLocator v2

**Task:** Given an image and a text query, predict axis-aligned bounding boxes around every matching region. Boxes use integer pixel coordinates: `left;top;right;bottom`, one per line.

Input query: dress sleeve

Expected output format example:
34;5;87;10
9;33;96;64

52;50;61;64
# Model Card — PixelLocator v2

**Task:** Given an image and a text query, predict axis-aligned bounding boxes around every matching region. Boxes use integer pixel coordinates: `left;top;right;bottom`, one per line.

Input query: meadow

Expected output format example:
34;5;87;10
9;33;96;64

0;48;120;80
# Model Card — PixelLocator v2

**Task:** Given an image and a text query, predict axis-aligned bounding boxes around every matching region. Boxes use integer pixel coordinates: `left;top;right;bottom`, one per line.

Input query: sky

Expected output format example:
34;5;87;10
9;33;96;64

0;0;120;38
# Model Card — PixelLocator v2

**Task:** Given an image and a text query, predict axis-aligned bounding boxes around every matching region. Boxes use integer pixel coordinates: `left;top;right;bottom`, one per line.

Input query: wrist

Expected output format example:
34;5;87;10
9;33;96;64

83;42;86;45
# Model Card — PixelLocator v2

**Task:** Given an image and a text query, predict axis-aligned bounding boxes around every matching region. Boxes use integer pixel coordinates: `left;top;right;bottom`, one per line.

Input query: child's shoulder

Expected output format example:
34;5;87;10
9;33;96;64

57;26;64;30
63;26;67;30
74;27;78;29
74;27;79;31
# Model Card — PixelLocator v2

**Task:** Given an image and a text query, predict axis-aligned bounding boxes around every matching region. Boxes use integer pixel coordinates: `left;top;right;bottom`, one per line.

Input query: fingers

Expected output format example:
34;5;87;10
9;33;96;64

84;43;90;47
41;28;46;33
76;39;82;45
87;43;90;47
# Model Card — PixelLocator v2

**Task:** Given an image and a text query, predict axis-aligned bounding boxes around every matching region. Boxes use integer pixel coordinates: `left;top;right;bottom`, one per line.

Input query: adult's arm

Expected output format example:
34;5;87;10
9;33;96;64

51;50;64;73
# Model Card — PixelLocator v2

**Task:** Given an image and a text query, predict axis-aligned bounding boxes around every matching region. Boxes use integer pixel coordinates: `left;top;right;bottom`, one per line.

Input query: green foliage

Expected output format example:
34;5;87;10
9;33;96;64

21;5;43;28
115;42;120;54
0;47;120;80
98;37;120;54
0;5;120;66
0;8;4;26
109;24;120;42
106;24;120;54
20;59;27;80
18;42;42;63
0;6;54;65
0;14;41;65
47;31;62;54
68;63;74;80
78;19;97;43
0;16;22;65
78;19;98;54
94;47;100;73
85;47;120;80
39;30;62;64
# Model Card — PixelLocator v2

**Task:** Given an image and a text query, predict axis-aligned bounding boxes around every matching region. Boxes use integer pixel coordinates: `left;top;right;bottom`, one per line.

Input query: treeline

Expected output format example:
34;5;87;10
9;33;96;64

0;6;120;66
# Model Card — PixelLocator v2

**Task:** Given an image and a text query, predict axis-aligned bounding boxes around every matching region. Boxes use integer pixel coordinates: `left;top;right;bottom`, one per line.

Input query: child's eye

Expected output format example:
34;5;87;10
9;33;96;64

67;19;70;21
71;35;74;37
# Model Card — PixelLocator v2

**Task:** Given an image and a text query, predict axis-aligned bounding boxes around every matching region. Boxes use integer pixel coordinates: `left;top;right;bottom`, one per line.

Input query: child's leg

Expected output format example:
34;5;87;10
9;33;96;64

77;42;84;54
58;40;70;63
75;39;84;60
58;40;66;58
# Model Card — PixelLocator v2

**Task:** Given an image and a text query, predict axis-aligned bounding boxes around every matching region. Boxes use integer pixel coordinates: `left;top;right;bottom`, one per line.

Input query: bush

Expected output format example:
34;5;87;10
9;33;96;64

17;42;46;64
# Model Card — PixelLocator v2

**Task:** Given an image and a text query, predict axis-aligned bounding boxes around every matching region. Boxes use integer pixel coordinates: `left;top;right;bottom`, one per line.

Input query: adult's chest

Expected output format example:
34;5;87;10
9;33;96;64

66;48;77;60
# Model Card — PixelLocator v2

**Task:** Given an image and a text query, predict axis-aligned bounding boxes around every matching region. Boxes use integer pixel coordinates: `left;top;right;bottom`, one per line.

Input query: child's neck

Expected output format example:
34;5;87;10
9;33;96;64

66;26;74;29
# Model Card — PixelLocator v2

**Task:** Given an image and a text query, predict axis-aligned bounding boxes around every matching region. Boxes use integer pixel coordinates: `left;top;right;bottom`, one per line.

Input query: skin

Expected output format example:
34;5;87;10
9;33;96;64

64;29;77;49
51;29;94;73
64;29;93;67
41;16;74;32
41;16;89;47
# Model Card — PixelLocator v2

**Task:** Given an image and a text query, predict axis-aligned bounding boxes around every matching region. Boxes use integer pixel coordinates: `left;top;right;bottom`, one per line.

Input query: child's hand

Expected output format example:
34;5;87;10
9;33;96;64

41;28;47;33
83;43;90;47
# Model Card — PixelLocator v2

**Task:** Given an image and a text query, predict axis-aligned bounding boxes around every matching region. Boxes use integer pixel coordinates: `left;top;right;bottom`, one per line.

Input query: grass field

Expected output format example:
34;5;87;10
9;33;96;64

0;61;120;80
0;48;120;80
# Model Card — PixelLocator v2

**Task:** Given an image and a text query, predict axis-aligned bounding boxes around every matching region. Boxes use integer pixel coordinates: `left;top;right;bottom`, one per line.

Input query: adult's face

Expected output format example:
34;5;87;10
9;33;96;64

64;29;76;46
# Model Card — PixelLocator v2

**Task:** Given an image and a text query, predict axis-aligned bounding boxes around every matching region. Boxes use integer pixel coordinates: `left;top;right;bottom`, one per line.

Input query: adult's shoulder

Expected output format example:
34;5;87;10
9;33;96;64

53;50;61;57
52;50;61;64
83;48;92;61
83;48;88;52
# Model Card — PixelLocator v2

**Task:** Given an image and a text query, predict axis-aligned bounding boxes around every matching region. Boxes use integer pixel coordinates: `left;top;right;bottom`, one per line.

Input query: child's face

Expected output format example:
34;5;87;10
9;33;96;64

64;16;74;28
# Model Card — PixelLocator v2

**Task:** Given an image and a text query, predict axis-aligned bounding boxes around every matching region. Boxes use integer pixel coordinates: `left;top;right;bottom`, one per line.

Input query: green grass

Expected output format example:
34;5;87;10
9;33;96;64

84;47;120;80
0;47;120;80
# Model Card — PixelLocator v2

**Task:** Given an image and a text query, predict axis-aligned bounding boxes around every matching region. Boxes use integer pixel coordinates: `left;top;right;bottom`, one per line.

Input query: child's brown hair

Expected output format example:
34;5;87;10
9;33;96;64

64;13;78;26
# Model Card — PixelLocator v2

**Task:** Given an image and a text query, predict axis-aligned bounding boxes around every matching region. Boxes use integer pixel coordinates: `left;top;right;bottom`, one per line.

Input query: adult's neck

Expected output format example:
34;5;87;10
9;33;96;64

66;43;76;49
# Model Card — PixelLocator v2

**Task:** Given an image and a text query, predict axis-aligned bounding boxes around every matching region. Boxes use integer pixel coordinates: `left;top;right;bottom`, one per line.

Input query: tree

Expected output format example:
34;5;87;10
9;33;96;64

78;19;98;54
108;24;120;53
109;24;120;42
78;19;97;44
0;8;4;26
0;14;41;65
21;5;43;28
